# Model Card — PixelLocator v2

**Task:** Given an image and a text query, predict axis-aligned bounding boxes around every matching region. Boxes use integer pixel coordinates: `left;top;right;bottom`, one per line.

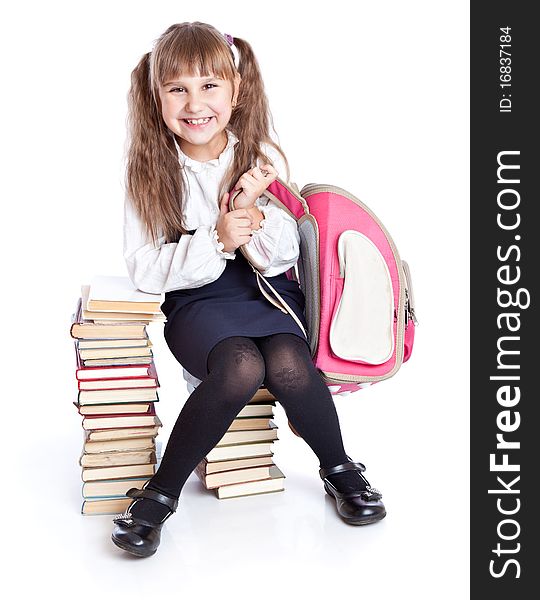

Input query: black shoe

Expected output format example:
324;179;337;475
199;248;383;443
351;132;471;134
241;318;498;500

111;487;178;557
319;457;386;526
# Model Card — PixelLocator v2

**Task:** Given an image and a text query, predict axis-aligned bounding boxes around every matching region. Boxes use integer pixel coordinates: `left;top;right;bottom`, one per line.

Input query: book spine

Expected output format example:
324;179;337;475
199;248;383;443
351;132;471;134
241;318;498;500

193;462;209;488
77;378;158;391
78;390;159;405
79;450;157;468
75;366;151;381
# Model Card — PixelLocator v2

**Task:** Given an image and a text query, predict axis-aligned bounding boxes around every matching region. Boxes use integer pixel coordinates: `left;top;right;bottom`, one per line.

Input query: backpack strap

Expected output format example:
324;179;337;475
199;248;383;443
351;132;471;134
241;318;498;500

253;269;307;339
263;178;310;220
229;178;309;339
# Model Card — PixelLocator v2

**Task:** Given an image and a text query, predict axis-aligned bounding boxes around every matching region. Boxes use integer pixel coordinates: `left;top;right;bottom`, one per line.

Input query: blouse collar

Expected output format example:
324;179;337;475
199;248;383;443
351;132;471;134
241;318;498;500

174;129;239;173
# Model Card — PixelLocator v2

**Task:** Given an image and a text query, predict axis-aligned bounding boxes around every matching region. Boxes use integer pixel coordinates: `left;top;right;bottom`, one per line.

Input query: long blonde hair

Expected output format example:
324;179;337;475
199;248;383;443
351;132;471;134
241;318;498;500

126;22;290;244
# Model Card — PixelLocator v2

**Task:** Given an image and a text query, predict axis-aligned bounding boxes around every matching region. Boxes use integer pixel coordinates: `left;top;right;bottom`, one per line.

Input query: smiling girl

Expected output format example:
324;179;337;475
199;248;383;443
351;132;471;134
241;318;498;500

113;21;385;558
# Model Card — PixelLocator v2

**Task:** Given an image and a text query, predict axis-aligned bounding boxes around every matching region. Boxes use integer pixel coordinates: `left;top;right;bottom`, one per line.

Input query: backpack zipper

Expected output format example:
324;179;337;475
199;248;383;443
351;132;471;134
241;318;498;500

402;260;418;326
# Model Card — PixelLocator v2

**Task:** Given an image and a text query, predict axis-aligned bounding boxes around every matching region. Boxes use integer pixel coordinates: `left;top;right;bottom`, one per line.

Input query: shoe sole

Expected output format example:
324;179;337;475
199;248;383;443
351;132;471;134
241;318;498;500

111;534;157;558
324;482;386;526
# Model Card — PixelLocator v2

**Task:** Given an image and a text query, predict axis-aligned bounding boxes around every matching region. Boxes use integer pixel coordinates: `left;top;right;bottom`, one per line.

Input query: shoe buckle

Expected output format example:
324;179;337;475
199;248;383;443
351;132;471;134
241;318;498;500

361;486;383;501
113;511;135;526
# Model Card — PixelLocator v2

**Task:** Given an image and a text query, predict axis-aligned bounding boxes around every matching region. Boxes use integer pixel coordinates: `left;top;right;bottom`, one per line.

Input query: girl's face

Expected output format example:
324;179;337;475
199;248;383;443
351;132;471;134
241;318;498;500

158;72;240;161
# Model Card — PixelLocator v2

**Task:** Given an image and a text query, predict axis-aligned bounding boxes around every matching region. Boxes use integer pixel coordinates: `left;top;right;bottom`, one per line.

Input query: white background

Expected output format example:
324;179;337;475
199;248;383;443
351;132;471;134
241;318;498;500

1;1;469;597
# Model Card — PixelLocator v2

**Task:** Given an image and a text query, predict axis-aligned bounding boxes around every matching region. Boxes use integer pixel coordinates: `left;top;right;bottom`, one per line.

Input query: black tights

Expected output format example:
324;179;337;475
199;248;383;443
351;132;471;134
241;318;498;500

130;334;366;522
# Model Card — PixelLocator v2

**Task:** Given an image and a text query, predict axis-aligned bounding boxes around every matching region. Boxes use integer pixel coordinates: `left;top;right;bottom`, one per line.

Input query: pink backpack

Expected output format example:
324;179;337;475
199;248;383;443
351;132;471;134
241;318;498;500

233;178;417;397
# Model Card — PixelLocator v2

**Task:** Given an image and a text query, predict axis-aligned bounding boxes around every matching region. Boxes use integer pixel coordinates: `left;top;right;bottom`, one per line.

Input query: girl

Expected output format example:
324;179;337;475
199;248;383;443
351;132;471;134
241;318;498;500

113;21;385;558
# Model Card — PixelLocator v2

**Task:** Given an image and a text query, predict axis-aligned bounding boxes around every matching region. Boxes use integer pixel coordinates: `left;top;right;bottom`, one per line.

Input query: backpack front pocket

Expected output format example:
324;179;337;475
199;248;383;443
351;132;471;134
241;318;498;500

329;230;395;364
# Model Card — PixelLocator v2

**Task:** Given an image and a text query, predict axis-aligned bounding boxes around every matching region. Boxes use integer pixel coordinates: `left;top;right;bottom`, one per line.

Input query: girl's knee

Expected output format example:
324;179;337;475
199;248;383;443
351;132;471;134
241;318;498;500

214;369;265;409
229;357;266;393
264;360;312;395
207;338;266;401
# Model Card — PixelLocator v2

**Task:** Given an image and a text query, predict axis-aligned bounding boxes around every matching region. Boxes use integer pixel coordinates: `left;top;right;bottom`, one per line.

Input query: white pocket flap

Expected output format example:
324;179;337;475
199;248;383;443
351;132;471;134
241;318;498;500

329;231;394;364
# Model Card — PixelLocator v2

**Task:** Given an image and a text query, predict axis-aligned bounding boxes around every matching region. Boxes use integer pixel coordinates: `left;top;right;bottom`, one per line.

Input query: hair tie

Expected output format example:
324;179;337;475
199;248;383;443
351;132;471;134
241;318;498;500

223;33;234;47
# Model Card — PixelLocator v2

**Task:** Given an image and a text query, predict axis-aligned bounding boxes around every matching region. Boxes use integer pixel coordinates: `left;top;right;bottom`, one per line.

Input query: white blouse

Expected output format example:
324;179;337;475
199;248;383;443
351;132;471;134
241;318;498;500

123;129;300;295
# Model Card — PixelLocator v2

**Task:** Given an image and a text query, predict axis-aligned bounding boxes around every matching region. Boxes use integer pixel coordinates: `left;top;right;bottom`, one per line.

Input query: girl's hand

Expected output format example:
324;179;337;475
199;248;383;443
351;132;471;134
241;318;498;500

231;164;278;209
215;192;254;253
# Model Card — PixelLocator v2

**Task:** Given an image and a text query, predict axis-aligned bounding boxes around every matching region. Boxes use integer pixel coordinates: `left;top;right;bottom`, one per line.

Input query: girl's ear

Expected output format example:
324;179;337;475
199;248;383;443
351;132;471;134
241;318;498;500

232;72;242;105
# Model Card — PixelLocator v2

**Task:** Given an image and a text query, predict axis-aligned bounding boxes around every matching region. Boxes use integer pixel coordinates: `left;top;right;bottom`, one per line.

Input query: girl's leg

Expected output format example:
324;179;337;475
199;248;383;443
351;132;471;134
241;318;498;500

129;336;266;523
254;333;368;493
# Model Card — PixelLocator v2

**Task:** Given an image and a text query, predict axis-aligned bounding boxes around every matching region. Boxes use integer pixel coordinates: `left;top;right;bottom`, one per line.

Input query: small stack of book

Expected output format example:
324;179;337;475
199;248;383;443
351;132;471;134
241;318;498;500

194;387;286;499
70;276;165;515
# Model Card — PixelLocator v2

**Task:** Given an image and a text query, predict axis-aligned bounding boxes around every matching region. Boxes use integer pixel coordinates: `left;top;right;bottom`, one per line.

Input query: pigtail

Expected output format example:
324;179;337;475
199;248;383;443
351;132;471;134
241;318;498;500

126;52;187;244
222;37;290;197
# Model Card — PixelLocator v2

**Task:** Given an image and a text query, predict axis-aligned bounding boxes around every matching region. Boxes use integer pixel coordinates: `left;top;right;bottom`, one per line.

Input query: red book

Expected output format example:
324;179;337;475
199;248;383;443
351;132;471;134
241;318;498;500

76;361;159;391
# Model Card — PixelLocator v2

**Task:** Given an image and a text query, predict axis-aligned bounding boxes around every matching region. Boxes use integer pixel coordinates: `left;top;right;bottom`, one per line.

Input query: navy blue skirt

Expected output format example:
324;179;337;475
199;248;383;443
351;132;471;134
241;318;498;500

160;251;309;381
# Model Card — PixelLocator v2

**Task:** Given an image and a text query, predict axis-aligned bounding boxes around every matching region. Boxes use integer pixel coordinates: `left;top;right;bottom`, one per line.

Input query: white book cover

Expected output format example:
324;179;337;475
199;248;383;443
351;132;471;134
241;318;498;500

88;276;162;308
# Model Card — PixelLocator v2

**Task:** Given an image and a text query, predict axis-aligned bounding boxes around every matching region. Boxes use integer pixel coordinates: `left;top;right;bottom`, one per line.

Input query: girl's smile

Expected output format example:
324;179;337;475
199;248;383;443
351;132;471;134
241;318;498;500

183;117;213;127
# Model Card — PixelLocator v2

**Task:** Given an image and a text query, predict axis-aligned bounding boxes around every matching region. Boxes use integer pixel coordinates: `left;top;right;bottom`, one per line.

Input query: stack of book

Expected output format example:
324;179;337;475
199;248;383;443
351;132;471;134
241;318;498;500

70;276;165;515
194;387;286;499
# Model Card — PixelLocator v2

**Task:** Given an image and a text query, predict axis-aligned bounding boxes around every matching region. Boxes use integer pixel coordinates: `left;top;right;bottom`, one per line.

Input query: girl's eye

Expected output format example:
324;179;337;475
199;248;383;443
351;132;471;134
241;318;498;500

169;84;217;93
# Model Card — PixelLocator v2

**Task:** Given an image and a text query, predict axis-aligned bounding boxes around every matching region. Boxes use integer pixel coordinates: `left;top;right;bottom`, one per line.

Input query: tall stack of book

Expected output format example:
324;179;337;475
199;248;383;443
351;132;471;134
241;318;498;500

194;387;286;499
70;276;165;515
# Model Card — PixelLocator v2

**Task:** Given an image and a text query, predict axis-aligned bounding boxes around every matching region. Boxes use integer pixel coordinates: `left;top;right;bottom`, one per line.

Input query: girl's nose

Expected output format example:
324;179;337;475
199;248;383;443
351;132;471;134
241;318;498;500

185;93;204;113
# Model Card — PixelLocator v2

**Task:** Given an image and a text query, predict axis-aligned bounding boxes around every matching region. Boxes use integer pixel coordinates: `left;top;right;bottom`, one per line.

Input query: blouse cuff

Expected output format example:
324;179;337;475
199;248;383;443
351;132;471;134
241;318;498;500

242;203;287;271
251;218;266;235
210;224;236;259
251;204;282;236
